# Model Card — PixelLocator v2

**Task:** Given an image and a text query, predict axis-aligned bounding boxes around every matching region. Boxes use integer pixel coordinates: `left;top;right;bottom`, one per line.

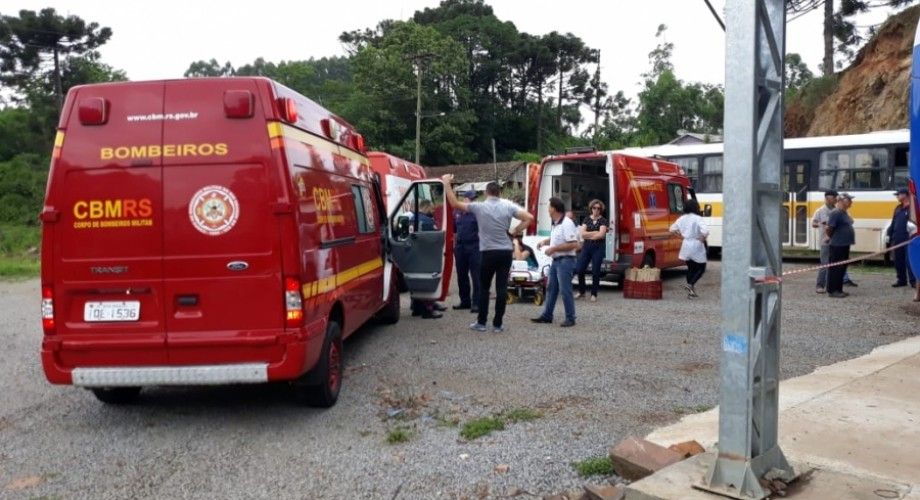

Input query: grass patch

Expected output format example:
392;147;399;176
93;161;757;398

0;256;39;280
435;414;460;428
460;416;505;441
385;426;412;444
572;456;614;478
674;404;714;415
502;407;543;423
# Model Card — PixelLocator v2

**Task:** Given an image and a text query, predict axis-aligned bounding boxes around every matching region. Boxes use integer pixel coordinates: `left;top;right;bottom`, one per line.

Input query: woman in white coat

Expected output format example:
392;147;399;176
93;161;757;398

669;199;710;298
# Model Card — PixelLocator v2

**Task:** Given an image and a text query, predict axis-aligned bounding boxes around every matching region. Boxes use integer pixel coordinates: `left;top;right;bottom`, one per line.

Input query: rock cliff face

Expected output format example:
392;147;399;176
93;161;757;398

785;5;920;137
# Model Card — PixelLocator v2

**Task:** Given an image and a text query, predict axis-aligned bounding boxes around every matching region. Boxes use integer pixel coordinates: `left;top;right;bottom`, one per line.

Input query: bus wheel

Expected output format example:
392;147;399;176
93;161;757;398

300;321;343;408
642;252;656;268
375;277;400;325
91;387;141;405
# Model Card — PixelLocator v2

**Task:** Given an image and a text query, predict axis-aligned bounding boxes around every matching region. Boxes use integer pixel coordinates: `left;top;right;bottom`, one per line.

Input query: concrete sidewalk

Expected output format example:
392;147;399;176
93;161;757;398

628;335;920;499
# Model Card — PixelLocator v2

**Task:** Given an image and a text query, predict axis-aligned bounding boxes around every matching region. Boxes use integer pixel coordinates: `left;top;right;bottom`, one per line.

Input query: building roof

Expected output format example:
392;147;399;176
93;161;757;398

668;130;723;145
426;161;526;184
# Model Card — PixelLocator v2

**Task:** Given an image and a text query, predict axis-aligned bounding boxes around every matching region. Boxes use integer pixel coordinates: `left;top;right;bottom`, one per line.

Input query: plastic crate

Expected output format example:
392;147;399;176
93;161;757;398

623;279;663;300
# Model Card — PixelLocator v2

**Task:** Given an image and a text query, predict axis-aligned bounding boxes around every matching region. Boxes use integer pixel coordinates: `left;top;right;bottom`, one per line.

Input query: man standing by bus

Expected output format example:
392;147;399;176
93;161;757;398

812;190;837;294
888;187;916;288
826;193;856;298
442;176;534;333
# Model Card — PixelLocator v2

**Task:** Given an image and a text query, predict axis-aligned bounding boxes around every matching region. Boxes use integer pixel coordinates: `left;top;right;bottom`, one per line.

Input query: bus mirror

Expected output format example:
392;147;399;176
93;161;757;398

703;204;713;217
395;216;411;241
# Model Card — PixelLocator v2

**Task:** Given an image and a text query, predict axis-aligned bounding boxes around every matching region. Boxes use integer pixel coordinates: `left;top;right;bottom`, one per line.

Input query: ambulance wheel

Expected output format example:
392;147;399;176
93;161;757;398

375;278;400;325
534;290;545;306
301;321;343;408
91;387;141;405
506;291;517;304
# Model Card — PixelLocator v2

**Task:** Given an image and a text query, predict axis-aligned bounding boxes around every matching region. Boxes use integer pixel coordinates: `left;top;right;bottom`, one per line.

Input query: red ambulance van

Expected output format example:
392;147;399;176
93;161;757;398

39;77;452;406
526;149;694;283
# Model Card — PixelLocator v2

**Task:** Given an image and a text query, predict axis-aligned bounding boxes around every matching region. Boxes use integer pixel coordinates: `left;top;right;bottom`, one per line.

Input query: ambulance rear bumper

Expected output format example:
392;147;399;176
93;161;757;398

71;363;268;387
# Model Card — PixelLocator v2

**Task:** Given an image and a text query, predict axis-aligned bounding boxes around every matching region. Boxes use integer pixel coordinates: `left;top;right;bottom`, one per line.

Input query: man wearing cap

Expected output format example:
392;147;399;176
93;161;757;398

825;193;856;298
453;190;482;312
887;187;916;288
812;190;839;293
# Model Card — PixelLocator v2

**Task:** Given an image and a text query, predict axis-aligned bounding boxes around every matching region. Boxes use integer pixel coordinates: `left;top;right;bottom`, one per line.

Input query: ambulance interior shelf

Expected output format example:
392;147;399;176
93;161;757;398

553;159;609;224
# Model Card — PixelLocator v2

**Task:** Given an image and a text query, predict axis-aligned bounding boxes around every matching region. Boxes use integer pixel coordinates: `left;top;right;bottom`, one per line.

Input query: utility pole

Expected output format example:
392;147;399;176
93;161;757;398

698;1;795;498
409;52;436;164
415;62;422;164
492;138;498;183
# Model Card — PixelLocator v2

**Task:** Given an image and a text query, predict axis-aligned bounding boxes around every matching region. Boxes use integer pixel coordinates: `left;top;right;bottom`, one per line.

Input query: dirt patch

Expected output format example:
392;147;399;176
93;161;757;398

676;362;714;374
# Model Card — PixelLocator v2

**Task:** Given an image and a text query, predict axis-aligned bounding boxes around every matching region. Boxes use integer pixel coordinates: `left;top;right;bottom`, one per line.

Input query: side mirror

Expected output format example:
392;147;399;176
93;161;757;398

703;204;713;217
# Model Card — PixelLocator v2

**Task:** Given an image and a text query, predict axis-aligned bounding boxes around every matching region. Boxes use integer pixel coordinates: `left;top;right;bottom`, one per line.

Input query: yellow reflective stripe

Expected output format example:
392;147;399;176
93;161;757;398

54;131;65;147
267;122;369;166
300;257;384;297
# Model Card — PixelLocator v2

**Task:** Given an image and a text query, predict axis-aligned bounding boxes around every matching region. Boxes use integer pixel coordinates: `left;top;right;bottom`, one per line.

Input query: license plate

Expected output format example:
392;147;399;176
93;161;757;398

84;301;141;322
513;276;526;282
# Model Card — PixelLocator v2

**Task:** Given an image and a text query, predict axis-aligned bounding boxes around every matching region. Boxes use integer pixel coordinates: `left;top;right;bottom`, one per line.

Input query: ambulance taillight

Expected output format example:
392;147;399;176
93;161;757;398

278;98;298;123
224;90;255;118
41;286;55;334
284;277;304;328
78;97;108;126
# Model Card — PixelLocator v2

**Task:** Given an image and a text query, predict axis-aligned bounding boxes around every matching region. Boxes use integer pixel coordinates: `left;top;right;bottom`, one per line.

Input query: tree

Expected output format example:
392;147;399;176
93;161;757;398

833;0;917;67
784;53;814;97
0;8;112;108
184;59;235;77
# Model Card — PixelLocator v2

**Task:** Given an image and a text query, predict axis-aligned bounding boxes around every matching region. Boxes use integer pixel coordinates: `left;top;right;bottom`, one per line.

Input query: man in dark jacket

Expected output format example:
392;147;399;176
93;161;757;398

453;190;481;313
888;187;916;288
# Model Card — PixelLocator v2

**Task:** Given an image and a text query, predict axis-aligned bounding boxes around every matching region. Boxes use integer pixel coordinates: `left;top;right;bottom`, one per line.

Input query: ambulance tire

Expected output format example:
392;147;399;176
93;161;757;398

91;387;141;405
301;321;343;408
375;279;401;325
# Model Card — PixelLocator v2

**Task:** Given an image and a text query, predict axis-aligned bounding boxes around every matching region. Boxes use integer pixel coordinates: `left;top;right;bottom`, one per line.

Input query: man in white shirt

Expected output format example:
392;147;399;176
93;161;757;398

532;197;579;327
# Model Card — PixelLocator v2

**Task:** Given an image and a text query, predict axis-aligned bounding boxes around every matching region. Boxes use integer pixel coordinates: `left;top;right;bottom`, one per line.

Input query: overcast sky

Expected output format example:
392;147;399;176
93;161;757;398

3;0;903;98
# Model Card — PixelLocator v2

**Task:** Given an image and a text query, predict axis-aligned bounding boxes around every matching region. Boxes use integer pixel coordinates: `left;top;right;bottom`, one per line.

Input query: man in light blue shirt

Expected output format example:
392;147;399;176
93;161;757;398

532;197;579;327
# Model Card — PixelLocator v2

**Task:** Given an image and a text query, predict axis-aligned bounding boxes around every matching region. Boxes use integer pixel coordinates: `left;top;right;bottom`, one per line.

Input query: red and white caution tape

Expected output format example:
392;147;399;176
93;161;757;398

755;235;918;283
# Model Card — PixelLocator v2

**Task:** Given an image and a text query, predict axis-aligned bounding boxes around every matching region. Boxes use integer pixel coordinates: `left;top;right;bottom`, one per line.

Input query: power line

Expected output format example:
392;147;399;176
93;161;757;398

702;0;726;31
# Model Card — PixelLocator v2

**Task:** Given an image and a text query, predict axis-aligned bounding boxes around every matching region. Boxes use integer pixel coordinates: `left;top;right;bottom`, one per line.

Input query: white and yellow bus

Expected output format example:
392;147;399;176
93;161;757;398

623;129;909;256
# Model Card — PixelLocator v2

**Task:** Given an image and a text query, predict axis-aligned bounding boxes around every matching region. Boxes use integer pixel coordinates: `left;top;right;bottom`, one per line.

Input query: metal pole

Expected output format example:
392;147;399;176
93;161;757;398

698;1;795;498
415;63;422;164
492;138;497;183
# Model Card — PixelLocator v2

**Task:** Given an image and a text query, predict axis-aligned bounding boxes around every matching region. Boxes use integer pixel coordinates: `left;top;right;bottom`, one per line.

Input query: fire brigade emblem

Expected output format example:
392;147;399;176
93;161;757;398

189;185;240;236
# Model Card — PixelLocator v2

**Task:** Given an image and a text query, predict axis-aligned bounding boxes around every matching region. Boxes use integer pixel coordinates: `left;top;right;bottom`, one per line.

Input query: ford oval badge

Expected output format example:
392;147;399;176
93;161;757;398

227;261;249;272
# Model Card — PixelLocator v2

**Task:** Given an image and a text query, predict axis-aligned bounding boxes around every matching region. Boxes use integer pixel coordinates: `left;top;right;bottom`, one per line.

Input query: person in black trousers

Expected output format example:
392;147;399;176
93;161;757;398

888;187;916;288
453;190;481;313
826;193;855;298
575;199;608;302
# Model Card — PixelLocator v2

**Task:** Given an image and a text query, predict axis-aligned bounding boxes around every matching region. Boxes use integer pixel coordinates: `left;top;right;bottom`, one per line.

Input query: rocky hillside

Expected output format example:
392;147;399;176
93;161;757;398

785;5;920;137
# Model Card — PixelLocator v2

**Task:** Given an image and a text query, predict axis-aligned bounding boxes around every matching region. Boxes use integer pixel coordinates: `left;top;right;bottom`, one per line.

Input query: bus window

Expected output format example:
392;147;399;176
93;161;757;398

702;156;723;193
819;148;888;190
671;157;699;188
894;146;909;188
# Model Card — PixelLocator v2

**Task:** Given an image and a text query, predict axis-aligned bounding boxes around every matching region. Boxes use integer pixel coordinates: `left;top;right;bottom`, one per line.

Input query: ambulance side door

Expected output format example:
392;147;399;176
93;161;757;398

387;180;454;300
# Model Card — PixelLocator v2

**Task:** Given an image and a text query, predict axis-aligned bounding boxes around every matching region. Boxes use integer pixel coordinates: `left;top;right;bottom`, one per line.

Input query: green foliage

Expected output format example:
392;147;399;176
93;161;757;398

0;223;41;254
0;8;113;105
0;256;40;279
0;154;48;226
511;152;542;163
789;74;840;115
385;426;413;444
460;416;505;440
571;456;614;478
785;53;814;99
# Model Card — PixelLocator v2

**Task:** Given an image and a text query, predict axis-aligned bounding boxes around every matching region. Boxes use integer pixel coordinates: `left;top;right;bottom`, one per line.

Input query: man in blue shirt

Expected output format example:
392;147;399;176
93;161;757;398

453;190;481;313
888;187;916;288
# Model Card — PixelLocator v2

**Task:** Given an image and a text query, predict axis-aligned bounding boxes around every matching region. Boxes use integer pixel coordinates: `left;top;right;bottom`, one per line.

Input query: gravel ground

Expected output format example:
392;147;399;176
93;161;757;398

1;262;917;499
